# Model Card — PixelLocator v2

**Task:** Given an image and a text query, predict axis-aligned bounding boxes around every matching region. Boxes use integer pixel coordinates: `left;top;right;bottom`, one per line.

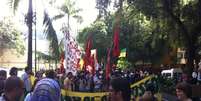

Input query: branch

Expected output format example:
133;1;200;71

162;0;190;42
191;0;201;38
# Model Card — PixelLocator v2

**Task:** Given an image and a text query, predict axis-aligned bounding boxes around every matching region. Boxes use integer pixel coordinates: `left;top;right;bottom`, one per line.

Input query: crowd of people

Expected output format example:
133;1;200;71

0;66;152;101
0;67;61;101
60;68;150;92
0;65;197;101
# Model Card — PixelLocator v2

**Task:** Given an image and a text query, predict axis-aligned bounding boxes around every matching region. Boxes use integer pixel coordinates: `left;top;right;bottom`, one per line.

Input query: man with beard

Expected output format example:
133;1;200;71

0;76;24;101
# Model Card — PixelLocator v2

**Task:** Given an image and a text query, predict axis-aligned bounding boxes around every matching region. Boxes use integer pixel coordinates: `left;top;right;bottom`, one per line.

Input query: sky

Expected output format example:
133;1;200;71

0;0;98;53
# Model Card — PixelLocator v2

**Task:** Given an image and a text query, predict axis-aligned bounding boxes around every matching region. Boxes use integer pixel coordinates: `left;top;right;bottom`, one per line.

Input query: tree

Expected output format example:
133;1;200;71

77;20;111;61
96;0;201;75
43;11;60;65
8;0;65;69
53;0;83;29
42;0;83;67
127;0;201;74
8;0;33;70
0;17;25;56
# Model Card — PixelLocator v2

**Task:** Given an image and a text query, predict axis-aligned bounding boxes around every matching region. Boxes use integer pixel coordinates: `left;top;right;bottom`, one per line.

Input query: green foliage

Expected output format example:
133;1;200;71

8;0;20;14
43;12;60;60
117;58;131;69
36;51;53;60
57;0;83;25
0;17;25;55
127;0;201;73
77;19;112;61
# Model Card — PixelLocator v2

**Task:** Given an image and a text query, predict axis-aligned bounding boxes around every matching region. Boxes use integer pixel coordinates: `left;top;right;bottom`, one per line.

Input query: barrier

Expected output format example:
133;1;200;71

130;75;162;101
61;90;109;101
61;75;162;101
130;75;154;88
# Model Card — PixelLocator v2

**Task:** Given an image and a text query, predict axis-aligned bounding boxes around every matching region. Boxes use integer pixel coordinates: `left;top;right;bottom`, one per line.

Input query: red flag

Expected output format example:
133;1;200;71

106;48;111;81
60;52;65;74
84;36;92;69
90;54;95;75
113;25;120;57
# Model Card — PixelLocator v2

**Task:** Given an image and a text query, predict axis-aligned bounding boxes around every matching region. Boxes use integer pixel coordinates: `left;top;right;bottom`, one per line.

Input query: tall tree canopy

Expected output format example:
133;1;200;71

0;17;25;56
94;0;201;74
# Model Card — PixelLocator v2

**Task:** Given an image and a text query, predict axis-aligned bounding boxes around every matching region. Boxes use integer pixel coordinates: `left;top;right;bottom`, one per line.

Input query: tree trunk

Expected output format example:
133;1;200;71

185;42;196;77
27;0;33;70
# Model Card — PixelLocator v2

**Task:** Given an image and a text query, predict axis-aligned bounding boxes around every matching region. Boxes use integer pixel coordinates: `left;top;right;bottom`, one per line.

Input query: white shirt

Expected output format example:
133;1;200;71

192;72;197;78
21;73;32;92
199;62;201;68
24;93;32;101
0;96;5;101
197;72;201;81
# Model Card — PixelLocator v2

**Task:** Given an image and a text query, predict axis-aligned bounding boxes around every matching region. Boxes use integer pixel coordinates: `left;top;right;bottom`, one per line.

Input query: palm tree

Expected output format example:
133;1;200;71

8;0;83;70
43;11;60;67
53;0;83;29
9;0;33;70
42;0;83;66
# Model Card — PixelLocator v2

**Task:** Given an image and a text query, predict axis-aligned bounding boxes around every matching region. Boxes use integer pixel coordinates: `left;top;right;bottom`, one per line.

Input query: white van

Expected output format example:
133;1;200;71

161;68;183;78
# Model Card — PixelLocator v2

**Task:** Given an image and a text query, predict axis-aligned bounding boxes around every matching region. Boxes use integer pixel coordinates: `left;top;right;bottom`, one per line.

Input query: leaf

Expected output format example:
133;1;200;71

52;14;65;21
8;0;20;14
43;11;60;60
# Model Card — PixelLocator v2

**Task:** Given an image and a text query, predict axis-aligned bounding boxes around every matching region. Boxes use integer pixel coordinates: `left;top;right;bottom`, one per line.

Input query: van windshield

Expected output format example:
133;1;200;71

163;73;171;78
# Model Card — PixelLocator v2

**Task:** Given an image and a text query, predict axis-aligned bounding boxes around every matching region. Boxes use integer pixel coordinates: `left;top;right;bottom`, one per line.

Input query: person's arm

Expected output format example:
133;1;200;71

24;93;31;101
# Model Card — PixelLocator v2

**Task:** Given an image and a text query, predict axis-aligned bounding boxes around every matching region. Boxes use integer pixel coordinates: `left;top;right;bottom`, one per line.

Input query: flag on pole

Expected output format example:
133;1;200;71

106;48;111;81
90;54;95;75
112;25;120;57
119;48;126;58
62;26;81;75
84;36;92;70
59;52;65;73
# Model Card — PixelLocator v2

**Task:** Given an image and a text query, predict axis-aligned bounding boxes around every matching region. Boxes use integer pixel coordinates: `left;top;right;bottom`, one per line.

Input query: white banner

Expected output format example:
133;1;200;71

62;26;81;75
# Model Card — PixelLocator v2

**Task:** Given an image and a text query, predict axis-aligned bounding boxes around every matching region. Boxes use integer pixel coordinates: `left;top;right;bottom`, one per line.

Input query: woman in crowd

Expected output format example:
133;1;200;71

176;82;192;101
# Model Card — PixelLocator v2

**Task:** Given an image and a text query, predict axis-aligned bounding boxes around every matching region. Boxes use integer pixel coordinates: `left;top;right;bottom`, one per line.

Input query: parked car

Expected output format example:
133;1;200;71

161;68;182;79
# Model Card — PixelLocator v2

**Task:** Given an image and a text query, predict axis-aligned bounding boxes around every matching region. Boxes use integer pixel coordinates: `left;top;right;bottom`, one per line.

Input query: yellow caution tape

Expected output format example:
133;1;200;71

131;75;154;88
61;89;109;97
60;75;161;101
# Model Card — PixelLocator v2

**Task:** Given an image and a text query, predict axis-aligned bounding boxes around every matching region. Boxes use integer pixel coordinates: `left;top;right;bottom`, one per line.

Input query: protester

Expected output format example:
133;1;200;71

0;70;7;95
109;77;131;101
29;72;36;87
78;73;87;92
45;70;56;79
176;82;192;101
197;66;201;84
140;84;158;101
24;79;39;101
63;72;73;91
21;67;32;95
191;68;197;84
30;78;61;101
0;76;24;101
93;74;101;92
9;67;18;77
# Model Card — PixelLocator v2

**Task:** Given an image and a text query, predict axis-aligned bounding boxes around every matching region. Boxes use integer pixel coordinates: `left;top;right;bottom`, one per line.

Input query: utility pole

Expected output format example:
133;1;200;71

34;0;37;73
27;0;33;71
